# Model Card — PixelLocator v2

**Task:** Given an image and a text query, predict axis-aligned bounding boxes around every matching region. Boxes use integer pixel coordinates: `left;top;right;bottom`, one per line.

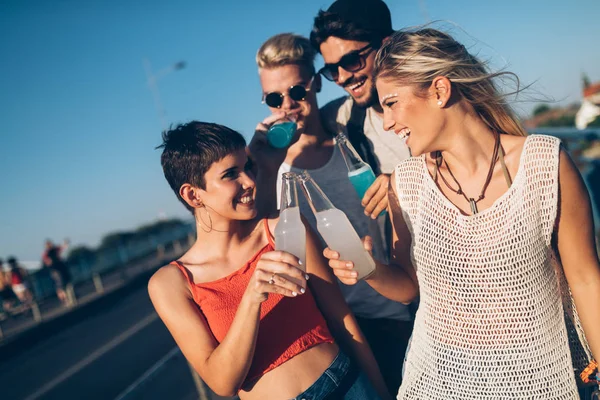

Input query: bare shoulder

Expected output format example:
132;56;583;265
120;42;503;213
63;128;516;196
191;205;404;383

499;134;528;177
558;147;586;191
148;263;188;299
500;134;527;156
265;215;279;233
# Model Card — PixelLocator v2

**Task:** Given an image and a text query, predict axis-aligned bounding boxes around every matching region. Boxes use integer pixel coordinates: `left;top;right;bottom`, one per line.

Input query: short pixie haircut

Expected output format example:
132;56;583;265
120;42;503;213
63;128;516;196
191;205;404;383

158;121;246;212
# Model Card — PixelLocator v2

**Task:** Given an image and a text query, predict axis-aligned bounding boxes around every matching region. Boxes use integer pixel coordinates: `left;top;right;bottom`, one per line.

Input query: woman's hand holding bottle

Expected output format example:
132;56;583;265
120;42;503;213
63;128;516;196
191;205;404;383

322;235;376;285
244;250;308;304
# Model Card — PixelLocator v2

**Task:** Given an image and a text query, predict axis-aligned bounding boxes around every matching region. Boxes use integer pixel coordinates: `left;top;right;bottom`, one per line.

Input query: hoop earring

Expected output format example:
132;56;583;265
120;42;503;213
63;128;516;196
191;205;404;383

198;206;213;233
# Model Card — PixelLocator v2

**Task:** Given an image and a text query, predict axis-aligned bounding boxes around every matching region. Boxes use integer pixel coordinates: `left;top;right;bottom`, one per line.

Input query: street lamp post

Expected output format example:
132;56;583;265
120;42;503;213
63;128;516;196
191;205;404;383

143;58;186;131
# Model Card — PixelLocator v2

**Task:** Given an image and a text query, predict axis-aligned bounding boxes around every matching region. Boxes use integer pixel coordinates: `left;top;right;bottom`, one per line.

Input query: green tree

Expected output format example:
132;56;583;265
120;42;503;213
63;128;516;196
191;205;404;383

98;232;136;249
538;115;576;128
583;73;591;89
66;245;96;265
533;104;551;117
135;219;184;237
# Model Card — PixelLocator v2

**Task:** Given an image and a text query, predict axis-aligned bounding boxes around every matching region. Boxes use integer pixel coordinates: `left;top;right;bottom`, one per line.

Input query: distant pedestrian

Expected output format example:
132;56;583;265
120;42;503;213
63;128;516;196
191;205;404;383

0;258;17;313
42;239;72;305
7;257;34;305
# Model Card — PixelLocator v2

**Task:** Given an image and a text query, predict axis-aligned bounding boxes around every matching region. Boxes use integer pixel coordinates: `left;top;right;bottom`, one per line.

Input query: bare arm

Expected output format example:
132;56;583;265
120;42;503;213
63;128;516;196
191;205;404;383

365;172;419;302
555;149;600;361
148;252;306;397
304;220;392;400
322;172;418;303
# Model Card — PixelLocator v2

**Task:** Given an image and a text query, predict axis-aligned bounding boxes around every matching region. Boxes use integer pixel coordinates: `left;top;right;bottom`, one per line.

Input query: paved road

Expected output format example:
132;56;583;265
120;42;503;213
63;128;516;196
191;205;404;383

0;283;228;400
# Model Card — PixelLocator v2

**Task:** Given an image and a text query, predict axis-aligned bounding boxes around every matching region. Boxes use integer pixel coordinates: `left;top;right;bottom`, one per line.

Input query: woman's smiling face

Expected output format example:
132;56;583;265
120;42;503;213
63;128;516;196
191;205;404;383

198;149;257;222
377;77;445;157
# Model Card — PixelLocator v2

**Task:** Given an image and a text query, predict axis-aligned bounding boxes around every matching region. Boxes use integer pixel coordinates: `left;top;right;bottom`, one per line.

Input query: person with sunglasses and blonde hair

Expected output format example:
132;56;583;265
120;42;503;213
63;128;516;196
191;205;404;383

248;32;413;397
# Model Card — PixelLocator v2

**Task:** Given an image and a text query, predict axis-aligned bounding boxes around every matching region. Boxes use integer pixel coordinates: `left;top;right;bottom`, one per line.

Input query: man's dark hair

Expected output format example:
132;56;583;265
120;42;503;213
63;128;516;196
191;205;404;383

310;0;393;50
157;121;246;213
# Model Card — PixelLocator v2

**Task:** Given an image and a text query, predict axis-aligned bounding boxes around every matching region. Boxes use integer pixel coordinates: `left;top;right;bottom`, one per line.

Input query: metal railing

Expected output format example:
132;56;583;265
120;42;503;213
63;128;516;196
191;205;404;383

0;222;196;340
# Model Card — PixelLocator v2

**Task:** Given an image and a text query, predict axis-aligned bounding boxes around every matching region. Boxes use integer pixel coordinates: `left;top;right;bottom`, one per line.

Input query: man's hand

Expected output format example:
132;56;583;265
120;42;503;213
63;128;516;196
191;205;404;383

362;174;390;219
247;112;289;175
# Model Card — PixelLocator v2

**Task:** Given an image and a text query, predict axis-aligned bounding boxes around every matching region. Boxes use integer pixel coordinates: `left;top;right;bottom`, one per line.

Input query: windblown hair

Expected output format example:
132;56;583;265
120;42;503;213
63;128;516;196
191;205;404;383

374;28;527;137
256;33;316;75
157;121;246;213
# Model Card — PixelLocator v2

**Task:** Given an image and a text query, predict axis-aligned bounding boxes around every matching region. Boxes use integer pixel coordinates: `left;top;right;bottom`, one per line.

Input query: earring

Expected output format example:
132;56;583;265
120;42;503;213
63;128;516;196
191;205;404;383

198;205;213;233
437;100;443;106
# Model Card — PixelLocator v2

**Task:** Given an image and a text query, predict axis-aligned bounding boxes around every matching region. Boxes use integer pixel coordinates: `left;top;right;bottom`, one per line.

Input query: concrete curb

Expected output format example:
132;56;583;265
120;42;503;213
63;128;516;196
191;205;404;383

0;266;158;362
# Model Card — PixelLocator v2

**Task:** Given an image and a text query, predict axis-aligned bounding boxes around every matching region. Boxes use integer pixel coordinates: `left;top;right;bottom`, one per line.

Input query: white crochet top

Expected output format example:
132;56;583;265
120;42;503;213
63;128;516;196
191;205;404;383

395;135;591;399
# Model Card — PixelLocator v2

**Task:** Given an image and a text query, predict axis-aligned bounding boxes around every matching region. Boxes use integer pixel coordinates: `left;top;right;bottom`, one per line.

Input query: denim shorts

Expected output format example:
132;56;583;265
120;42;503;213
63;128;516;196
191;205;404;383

290;350;382;400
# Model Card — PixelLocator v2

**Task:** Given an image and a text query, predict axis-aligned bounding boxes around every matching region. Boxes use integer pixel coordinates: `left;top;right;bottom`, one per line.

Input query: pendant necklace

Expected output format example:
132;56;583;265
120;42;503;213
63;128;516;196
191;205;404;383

434;133;503;215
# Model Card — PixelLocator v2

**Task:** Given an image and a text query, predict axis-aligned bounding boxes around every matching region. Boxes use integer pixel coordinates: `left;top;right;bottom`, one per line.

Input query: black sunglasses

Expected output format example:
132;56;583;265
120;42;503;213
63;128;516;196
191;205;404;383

262;77;314;108
318;43;375;82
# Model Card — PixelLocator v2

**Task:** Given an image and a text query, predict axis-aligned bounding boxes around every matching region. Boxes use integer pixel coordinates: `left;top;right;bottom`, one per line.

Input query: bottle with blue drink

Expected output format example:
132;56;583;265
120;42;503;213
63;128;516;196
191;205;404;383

336;133;386;216
267;115;297;149
274;172;306;286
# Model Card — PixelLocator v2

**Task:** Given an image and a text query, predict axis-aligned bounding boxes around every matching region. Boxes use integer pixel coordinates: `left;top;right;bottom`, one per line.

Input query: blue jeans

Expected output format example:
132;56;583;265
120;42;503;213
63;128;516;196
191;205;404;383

291;350;382;400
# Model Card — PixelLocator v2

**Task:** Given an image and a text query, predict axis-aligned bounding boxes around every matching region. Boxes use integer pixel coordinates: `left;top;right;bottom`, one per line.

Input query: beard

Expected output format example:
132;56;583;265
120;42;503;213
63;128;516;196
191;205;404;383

352;84;379;109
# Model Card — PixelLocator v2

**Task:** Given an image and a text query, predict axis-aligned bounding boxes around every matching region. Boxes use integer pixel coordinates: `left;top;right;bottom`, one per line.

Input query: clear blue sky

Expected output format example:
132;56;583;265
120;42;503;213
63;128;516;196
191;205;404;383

1;0;598;262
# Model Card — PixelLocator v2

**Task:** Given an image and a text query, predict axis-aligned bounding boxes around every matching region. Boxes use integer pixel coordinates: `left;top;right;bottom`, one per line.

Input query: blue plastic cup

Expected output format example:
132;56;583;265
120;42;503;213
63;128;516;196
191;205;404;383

267;121;297;149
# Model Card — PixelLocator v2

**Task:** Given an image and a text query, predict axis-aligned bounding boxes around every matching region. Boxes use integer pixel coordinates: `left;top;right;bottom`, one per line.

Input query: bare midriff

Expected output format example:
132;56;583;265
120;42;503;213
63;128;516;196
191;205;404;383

238;342;339;400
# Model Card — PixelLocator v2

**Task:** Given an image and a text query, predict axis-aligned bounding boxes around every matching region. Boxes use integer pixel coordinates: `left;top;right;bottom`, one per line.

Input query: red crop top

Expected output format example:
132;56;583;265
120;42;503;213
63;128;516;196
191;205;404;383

172;219;334;385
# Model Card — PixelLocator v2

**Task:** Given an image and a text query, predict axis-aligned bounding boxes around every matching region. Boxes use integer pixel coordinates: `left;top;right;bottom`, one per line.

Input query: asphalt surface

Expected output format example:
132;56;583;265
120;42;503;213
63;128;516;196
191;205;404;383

0;283;229;400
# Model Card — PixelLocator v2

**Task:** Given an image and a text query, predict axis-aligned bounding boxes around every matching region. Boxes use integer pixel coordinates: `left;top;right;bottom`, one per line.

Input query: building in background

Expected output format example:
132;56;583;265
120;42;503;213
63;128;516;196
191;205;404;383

576;80;600;130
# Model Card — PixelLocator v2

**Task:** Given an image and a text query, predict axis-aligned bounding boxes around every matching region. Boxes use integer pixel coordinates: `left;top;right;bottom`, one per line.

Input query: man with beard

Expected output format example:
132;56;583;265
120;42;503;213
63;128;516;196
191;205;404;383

311;0;414;395
311;0;410;219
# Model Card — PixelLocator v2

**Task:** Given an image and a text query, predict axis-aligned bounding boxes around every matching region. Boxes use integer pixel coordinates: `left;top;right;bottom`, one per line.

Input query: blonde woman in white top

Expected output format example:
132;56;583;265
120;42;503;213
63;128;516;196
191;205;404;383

323;28;600;399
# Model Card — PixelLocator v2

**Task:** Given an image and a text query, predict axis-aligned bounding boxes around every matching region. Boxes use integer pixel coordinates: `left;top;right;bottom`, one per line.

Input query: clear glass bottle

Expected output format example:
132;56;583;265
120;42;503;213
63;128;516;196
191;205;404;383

336;133;386;216
298;171;376;280
274;172;306;285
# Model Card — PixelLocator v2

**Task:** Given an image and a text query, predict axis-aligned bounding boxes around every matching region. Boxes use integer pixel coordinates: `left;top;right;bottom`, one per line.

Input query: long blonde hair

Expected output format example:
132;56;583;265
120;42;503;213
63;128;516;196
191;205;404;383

374;28;527;137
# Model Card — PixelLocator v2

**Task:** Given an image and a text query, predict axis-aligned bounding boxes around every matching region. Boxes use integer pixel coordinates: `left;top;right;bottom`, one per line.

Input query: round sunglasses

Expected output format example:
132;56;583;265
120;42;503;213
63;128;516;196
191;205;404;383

318;43;375;82
262;77;314;108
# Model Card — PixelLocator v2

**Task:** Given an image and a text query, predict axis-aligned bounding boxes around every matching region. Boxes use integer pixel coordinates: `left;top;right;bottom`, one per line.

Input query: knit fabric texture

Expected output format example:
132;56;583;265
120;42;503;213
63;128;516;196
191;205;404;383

395;135;591;399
